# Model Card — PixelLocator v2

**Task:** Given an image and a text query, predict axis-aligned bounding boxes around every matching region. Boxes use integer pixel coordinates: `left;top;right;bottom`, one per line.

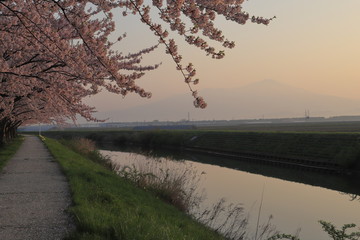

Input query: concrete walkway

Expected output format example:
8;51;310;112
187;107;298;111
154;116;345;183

0;135;74;240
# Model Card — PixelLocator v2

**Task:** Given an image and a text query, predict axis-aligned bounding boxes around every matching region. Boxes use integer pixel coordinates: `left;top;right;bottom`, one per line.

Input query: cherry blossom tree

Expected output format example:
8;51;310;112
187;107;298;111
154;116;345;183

0;0;273;143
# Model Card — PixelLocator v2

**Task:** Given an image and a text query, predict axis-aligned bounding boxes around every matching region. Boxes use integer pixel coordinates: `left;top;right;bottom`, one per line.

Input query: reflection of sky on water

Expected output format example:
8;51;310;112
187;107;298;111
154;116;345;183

193;161;360;240
101;149;360;240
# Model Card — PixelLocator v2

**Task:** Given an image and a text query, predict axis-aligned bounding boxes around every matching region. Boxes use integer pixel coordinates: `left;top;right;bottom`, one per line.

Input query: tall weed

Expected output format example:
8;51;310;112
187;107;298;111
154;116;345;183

113;157;204;213
61;138;112;167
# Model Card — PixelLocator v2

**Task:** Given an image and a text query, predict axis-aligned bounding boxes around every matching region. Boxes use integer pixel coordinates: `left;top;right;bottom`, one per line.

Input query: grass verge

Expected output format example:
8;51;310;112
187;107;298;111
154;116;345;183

42;137;224;240
0;136;24;170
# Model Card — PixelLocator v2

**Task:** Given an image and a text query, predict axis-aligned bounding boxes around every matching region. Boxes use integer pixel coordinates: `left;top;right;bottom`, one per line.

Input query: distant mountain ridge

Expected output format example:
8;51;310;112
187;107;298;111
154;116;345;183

95;80;360;122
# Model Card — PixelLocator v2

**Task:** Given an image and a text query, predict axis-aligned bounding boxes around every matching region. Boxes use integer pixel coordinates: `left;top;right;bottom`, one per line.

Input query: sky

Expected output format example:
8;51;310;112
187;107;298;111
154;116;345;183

85;0;360;117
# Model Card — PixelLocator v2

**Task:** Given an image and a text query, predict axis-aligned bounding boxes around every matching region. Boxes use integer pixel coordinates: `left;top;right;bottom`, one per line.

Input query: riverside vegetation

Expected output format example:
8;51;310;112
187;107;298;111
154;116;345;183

37;137;359;239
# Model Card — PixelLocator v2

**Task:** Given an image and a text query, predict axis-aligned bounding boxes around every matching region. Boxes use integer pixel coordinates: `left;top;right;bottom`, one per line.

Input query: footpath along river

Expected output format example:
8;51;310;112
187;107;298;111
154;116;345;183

100;148;360;240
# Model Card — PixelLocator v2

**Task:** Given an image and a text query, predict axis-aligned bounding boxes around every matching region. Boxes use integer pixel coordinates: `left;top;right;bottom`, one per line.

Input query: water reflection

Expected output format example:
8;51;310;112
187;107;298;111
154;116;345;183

100;144;360;198
100;146;360;240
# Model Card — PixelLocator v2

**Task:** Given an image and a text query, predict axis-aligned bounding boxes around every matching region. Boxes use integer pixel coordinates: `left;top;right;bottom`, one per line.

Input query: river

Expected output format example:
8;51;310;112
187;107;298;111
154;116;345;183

99;147;360;240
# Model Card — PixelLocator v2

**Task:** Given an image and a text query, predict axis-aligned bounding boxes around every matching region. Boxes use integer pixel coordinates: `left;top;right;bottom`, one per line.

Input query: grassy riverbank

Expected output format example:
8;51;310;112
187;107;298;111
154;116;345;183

42;137;224;240
43;130;360;171
0;136;24;170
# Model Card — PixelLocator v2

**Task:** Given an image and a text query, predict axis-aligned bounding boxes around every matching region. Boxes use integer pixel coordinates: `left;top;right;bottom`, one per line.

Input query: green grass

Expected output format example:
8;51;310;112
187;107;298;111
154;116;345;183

0;136;24;170
42;137;224;240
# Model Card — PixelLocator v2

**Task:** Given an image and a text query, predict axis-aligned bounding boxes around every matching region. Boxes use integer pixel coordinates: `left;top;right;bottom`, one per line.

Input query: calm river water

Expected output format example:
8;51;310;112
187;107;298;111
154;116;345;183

100;148;360;240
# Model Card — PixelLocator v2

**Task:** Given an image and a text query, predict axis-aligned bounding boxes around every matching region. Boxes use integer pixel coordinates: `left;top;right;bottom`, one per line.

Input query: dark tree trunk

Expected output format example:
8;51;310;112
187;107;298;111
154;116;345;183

0;118;7;145
0;118;19;145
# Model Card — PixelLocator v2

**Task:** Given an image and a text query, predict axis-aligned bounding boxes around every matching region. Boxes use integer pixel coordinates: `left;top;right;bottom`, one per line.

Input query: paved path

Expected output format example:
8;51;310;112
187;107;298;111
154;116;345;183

0;135;74;240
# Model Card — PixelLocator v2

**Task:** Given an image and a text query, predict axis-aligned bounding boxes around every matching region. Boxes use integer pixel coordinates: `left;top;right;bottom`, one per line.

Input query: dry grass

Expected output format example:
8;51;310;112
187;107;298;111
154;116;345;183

61;138;113;169
113;157;205;213
69;137;97;154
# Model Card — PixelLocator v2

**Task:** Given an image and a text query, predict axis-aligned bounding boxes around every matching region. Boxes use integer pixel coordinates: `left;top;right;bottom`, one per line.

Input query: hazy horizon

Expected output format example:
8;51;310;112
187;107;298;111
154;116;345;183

83;79;360;123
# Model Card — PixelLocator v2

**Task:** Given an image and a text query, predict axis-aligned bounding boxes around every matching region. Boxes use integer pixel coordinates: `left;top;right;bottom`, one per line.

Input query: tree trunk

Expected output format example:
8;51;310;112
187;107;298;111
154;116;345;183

0;118;18;145
0;121;4;146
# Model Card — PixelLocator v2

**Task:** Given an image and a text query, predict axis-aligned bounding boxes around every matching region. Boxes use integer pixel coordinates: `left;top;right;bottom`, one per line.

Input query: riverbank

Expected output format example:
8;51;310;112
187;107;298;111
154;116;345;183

42;137;225;240
42;130;360;173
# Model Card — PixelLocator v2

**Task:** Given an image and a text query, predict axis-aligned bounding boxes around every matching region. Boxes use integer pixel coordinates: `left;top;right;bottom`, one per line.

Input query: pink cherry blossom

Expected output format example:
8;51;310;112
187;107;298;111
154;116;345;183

0;0;273;143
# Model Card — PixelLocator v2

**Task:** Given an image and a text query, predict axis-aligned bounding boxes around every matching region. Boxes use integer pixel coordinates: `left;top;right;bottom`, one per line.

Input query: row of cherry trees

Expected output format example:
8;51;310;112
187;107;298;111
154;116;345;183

0;0;272;144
